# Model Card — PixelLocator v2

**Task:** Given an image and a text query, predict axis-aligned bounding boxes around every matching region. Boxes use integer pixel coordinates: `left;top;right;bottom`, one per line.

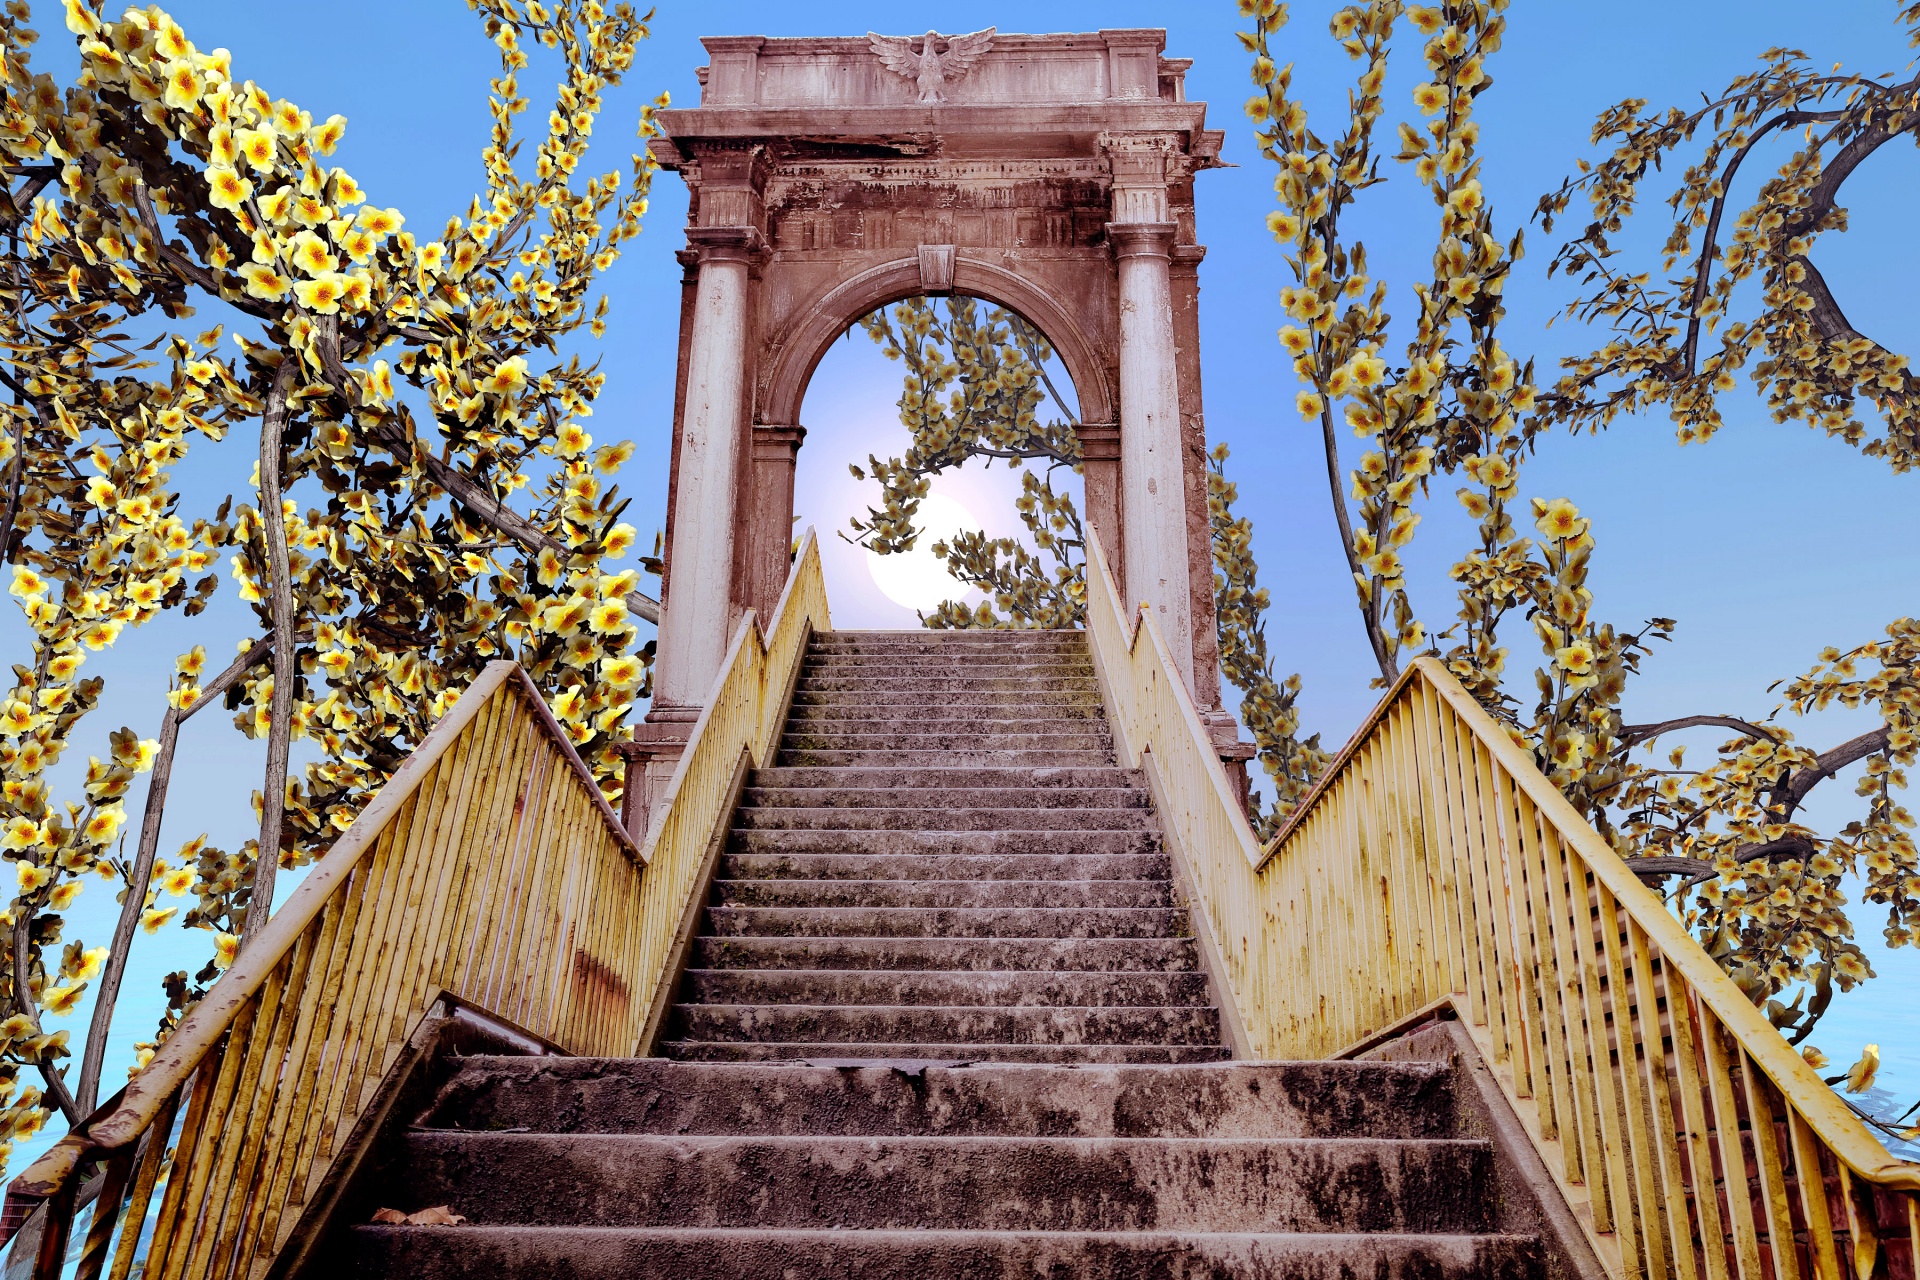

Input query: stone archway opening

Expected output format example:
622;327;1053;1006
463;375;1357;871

793;292;1089;629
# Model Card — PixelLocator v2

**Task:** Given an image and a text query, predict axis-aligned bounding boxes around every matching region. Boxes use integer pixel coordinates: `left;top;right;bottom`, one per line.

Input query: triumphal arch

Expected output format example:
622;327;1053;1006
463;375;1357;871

635;28;1242;790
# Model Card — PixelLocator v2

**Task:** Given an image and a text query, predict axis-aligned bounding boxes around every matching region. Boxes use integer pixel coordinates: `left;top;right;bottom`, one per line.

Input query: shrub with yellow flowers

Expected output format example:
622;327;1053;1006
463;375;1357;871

0;0;665;1172
1234;0;1916;1130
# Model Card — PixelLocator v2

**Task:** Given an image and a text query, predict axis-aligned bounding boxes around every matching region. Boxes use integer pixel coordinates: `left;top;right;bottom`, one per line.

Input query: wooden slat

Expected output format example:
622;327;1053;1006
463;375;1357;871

1696;1002;1765;1280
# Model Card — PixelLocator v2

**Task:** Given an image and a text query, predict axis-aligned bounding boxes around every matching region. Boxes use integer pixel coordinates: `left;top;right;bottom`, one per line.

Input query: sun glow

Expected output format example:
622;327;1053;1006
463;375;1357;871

865;492;979;614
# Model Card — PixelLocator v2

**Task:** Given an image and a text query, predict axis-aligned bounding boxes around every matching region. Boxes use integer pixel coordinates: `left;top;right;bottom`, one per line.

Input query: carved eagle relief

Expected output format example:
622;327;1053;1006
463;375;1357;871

867;27;996;103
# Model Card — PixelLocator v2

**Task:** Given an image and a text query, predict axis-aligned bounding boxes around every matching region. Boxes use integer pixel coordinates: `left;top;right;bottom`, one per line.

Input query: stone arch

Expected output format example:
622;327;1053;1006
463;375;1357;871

759;254;1115;431
628;27;1251;814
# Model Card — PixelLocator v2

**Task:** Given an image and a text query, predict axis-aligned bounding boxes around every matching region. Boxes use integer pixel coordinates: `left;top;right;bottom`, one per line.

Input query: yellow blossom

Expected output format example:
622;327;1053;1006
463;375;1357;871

71;947;107;981
588;599;627;634
482;357;528;394
213;932;240;968
239;262;292;302
601;656;643;688
206;164;252;213
235;124;276;171
41;983;84;1016
140;906;177;934
15;861;50;893
294;274;347;314
310;114;348;154
83;805;126;844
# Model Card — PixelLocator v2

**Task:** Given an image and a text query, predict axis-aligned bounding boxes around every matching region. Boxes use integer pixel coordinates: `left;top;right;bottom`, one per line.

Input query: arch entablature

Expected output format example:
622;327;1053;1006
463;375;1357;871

757;254;1117;431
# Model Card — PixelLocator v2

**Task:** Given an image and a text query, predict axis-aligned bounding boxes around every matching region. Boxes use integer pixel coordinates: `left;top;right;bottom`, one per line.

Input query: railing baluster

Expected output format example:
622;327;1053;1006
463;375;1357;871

1742;1053;1804;1280
1664;960;1731;1280
107;1084;180;1280
1629;924;1702;1280
1695;1003;1764;1280
1790;1110;1843;1280
1566;866;1635;1266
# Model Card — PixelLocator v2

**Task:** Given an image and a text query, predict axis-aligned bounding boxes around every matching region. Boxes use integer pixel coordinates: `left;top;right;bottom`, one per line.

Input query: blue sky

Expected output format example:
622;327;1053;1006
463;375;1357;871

4;0;1914;1170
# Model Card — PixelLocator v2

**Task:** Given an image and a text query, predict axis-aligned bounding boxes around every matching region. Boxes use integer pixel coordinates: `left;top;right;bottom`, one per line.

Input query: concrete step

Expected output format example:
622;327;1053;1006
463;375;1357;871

803;655;1095;673
703;906;1184;939
785;713;1107;735
709;879;1172;910
787;704;1105;725
731;806;1150;832
689;936;1203;973
421;1059;1458;1140
719;851;1172;882
725;829;1158;856
677;969;1208;1008
776;749;1116;767
809;630;1085;649
794;673;1100;691
750;765;1138;790
659;1041;1238;1063
349;1225;1543;1280
778;731;1111;753
669;1003;1224;1047
739;786;1148;811
382;1132;1494;1232
787;691;1103;710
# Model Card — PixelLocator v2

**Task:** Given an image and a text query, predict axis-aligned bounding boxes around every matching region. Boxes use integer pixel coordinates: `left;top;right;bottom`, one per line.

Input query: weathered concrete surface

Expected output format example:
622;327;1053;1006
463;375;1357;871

351;1225;1544;1280
426;1060;1458;1140
326;631;1556;1279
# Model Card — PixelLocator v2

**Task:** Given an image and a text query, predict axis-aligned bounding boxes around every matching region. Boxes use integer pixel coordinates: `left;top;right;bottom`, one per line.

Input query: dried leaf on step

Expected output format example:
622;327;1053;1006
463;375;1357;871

404;1206;468;1226
371;1205;468;1226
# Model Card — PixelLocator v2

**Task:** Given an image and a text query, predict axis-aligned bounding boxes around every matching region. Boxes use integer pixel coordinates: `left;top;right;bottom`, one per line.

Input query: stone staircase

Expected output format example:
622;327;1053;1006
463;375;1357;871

336;631;1551;1279
663;628;1227;1063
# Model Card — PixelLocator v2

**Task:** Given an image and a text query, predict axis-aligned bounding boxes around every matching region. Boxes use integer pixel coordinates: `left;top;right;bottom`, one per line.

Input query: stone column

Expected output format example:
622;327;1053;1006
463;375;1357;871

653;226;757;711
748;423;806;619
1077;422;1123;594
1105;133;1195;689
1109;220;1193;685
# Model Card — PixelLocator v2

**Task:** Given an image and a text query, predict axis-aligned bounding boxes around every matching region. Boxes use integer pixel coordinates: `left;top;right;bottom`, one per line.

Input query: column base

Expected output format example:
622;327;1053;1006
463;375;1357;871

616;704;702;841
1200;708;1258;819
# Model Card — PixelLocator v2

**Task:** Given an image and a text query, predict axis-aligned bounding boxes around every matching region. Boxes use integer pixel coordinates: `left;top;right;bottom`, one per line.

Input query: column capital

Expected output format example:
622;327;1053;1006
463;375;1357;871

752;422;807;458
1106;221;1176;261
1076;422;1120;462
684;225;765;265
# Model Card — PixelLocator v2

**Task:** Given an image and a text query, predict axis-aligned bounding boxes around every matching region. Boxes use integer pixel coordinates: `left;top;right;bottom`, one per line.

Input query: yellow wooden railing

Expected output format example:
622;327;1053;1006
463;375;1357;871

624;528;828;1038
1083;526;1918;1280
1;532;828;1280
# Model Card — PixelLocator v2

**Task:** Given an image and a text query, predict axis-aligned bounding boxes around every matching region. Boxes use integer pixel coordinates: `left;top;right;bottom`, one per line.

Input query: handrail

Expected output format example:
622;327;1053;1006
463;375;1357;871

0;533;827;1280
624;528;829;1028
1082;524;1917;1280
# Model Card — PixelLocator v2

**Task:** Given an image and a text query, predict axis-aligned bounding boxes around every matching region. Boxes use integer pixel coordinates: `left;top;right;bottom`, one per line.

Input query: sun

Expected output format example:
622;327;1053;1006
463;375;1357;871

865;492;979;614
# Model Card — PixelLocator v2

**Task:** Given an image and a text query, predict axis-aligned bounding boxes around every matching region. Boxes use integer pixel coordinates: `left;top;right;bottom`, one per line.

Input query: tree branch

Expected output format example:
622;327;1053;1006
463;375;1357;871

1317;398;1396;682
74;632;288;1112
11;921;80;1126
241;361;298;946
1787;725;1890;809
1619;714;1778;750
